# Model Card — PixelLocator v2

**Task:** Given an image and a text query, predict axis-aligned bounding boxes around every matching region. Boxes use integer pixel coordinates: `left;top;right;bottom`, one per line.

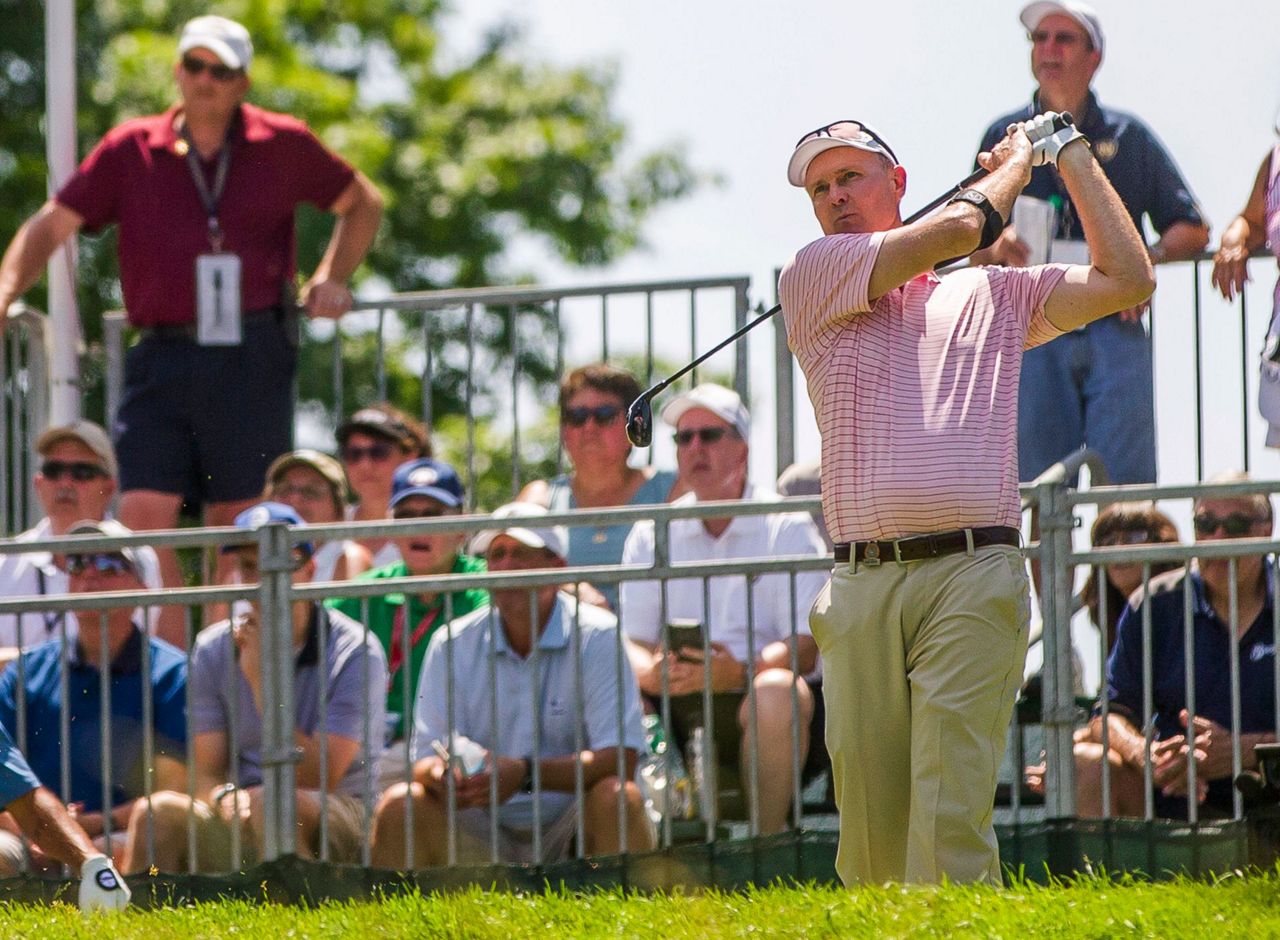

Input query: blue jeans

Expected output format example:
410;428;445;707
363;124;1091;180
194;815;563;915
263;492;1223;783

1018;315;1156;484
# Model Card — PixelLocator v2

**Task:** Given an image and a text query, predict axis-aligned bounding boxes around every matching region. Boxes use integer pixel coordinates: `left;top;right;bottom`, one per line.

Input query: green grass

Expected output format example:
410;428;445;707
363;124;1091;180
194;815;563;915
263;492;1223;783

1;873;1278;938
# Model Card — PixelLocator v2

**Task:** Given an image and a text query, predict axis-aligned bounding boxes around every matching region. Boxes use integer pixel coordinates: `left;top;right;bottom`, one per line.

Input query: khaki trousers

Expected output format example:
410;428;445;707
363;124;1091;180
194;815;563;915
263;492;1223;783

811;545;1030;885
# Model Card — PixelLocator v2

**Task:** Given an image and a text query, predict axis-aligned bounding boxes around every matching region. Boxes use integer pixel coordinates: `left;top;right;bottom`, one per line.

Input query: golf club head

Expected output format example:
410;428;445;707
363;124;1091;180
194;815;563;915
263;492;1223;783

626;395;654;447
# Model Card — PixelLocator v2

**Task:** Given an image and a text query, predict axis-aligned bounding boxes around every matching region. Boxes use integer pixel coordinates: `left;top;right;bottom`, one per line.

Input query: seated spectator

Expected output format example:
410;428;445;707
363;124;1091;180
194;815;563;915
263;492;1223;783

123;502;386;873
1080;501;1180;657
370;502;652;868
0;523;187;867
0;421;163;659
327;458;487;791
0;721;130;910
776;459;830;550
264;449;371;582
620;384;827;834
1074;474;1277;819
338;403;432;568
519;363;684;611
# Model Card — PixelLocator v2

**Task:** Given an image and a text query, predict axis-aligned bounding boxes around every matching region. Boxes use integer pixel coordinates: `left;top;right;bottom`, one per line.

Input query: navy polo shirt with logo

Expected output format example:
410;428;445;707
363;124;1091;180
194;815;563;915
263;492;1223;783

0;627;187;814
1102;567;1275;818
978;92;1204;240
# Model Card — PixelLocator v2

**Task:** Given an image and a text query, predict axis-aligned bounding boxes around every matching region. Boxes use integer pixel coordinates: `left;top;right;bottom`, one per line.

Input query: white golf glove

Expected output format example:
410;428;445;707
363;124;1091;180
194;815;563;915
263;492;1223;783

79;854;130;913
1023;111;1087;167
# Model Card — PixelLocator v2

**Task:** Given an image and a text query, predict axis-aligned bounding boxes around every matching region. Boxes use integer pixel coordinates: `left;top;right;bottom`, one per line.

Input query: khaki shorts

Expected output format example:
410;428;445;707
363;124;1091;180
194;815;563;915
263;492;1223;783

446;805;579;866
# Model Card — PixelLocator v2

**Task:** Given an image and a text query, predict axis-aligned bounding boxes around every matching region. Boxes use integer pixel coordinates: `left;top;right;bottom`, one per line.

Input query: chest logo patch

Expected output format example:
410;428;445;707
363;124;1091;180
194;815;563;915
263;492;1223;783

1094;138;1118;163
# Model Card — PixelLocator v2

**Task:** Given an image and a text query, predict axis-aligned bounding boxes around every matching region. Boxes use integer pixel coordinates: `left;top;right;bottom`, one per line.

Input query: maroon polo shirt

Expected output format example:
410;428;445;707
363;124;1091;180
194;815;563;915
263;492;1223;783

56;103;355;327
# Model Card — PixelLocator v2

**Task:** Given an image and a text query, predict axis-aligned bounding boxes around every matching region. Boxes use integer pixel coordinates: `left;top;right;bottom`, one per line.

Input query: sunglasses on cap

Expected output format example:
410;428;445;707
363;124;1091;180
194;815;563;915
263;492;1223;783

1193;511;1262;538
562;404;623;428
65;553;135;578
40;460;108;483
341;441;397;464
673;426;735;447
793;119;899;165
180;55;242;82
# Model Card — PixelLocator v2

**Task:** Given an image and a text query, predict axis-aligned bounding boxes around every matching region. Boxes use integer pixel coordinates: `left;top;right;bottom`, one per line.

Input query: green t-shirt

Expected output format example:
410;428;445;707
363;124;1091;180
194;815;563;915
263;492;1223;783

326;554;488;741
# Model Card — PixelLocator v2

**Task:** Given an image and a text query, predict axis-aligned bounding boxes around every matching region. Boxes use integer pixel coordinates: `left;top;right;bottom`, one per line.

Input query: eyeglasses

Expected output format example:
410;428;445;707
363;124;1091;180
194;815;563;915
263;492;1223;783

1193;512;1261;538
65;553;135;578
1096;530;1153;548
40;461;107;483
180;55;242;82
793;119;899;165
271;483;330;503
673;426;735;447
1030;29;1086;47
562;404;623;428
391;506;448;521
341;441;397;464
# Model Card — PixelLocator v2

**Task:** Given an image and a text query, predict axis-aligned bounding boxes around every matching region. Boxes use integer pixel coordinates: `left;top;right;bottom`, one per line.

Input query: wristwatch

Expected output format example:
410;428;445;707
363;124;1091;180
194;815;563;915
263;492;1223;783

948;188;1006;250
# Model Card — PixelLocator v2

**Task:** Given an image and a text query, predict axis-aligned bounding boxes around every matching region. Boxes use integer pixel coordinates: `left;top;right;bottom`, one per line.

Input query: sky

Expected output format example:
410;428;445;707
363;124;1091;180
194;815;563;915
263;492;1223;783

443;0;1280;502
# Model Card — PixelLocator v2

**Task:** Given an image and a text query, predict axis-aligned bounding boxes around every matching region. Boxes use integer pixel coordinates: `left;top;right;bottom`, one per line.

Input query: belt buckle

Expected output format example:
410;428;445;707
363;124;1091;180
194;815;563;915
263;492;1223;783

863;542;881;567
892;538;906;564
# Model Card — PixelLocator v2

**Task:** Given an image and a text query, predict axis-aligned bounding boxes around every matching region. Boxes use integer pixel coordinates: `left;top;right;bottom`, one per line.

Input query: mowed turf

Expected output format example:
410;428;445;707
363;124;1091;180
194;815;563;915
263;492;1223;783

1;872;1278;938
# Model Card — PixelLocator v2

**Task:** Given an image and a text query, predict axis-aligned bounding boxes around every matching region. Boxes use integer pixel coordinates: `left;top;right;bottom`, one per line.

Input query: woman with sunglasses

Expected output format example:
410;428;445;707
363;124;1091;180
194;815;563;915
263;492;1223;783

337;403;433;569
520;364;685;611
1080;501;1180;657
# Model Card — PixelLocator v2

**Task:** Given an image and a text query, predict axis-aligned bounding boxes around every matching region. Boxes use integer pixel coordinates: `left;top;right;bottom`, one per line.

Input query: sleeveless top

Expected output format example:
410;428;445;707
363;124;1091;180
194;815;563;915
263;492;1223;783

547;468;678;611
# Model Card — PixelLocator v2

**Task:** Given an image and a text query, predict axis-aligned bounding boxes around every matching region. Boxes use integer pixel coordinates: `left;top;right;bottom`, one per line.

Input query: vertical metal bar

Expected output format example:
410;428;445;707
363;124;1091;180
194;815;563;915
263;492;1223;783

98;612;112;848
444;587;458;868
103;312;126;439
0;323;9;535
317;600;330;862
359;595;374;868
554;299;565;476
185;606;198;873
465;304;477;512
1228;557;1243;819
773;310;796;479
1191;279;1205;481
9;340;24;529
486;608;500;864
510;304;521;495
1097;561;1111;818
787;572;803;829
1040;480;1076;817
743;573;760;837
375;308;387;401
655;523;673;849
1240;288;1251;470
529;589;543;864
571;590;586;858
140;611;155;868
687;290;698;388
1182;559;1198;824
421;309;434;431
613;582;628;854
58;606;70;807
700;575;717;841
1140;574;1155;821
733;281;750;405
227;598;241;870
644;292;655;388
600;293;609;362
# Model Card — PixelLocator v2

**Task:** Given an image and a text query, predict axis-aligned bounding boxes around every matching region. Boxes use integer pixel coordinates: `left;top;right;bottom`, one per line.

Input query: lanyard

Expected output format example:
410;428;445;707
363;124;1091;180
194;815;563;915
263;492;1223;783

388;598;443;687
180;118;233;252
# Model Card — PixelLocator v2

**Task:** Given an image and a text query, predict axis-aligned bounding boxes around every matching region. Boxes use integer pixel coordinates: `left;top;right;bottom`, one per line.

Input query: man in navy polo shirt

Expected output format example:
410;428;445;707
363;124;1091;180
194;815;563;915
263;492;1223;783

0;523;187;861
974;1;1208;486
0;14;383;603
1081;475;1276;820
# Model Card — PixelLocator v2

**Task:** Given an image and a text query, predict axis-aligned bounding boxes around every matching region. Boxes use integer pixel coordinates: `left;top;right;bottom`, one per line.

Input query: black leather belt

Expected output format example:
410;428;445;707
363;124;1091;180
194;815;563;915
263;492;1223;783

834;525;1020;566
139;306;285;341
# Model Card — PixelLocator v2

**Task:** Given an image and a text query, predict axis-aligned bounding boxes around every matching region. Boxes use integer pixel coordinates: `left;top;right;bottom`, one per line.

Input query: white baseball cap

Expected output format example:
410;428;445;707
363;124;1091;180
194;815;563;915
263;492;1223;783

36;420;118;479
1020;1;1105;58
661;383;751;441
471;502;569;561
787;120;898;188
178;15;253;71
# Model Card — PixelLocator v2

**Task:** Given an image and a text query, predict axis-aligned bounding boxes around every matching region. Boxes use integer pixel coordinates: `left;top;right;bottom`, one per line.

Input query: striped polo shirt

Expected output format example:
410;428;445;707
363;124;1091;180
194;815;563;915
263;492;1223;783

779;232;1067;545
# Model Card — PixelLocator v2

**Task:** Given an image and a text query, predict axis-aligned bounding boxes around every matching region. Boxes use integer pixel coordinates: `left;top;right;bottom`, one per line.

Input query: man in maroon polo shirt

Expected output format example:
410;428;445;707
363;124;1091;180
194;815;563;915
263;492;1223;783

0;15;382;629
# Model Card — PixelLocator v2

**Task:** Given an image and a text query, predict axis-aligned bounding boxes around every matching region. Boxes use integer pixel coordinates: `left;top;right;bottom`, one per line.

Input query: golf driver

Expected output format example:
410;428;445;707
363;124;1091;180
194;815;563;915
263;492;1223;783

624;112;1074;447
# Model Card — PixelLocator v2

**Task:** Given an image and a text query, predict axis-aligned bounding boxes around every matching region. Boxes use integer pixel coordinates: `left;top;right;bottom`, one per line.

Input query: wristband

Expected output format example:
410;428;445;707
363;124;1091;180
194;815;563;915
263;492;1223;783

948;189;1006;250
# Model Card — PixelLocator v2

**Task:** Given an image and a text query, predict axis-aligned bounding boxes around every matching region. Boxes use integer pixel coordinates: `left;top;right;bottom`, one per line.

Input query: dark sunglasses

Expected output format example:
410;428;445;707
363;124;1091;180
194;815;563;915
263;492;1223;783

40;460;107;483
793;119;899;165
391;506;448;521
1096;530;1153;548
341;441;397;464
562;404;623;428
1193;512;1261;538
673;426;735;447
65;553;134;578
180;55;242;82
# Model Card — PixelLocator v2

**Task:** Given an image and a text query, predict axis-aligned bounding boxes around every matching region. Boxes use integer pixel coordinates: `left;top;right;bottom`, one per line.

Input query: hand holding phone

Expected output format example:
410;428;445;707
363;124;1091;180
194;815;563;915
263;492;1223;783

664;619;706;663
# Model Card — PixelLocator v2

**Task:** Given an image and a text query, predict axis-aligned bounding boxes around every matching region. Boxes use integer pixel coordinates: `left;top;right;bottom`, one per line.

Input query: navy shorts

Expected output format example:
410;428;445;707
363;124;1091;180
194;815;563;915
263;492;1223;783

113;313;297;504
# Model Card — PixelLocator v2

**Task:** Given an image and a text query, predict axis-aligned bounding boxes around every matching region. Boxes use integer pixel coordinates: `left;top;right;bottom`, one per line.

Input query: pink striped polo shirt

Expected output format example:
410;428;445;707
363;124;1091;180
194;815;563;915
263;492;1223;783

779;232;1067;545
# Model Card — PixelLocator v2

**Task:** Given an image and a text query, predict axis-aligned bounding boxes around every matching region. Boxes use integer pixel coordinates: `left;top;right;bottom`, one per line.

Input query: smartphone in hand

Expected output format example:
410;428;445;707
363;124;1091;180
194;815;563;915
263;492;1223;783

665;619;706;663
430;737;487;778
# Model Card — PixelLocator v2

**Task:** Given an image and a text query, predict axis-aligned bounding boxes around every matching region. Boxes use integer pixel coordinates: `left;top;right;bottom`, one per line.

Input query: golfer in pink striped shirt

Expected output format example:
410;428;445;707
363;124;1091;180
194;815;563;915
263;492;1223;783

778;115;1153;885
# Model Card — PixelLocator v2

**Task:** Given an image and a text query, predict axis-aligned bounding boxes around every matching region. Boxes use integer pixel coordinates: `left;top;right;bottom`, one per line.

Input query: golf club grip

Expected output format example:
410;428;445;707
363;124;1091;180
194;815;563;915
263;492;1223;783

903;111;1073;225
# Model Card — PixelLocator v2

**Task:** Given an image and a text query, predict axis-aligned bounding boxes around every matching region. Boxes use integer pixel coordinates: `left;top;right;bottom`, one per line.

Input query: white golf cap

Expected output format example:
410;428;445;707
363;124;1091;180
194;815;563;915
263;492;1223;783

660;383;750;440
1020;1;1104;58
36;420;118;480
787;120;898;187
471;502;569;561
178;15;253;71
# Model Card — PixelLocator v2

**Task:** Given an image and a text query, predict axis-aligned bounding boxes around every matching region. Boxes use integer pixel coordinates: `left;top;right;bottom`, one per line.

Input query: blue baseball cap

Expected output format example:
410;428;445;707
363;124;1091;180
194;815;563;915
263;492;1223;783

389;458;465;510
223;501;314;558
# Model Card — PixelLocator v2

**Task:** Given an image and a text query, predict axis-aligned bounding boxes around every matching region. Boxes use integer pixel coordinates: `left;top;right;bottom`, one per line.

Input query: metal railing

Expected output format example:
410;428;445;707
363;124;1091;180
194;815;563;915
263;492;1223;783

0;304;49;535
